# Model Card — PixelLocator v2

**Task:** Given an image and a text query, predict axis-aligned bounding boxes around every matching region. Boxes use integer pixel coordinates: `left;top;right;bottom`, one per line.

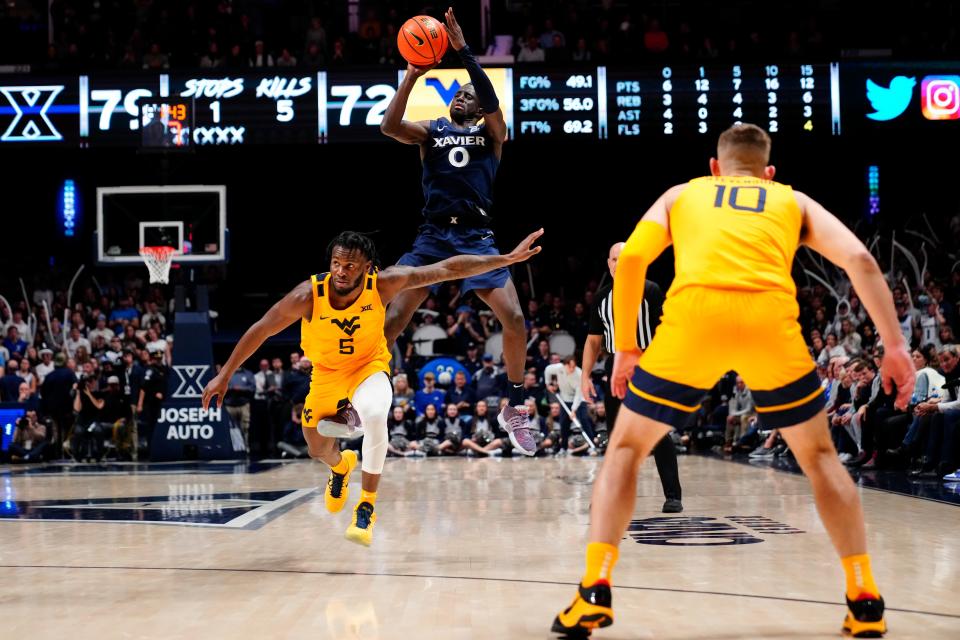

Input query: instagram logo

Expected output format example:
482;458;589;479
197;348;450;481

921;76;960;120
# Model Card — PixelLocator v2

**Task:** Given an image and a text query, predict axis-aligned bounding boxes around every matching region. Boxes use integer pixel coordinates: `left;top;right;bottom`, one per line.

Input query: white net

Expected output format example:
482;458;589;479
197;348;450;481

139;246;177;284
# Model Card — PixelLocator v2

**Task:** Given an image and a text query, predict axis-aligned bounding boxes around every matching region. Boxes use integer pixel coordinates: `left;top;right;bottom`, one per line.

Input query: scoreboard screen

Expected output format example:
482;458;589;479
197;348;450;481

515;71;600;138
602;63;837;138
6;60;951;148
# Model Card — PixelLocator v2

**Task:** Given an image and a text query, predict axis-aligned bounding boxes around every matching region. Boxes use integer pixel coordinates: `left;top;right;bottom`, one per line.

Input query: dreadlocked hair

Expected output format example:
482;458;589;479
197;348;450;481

326;231;380;269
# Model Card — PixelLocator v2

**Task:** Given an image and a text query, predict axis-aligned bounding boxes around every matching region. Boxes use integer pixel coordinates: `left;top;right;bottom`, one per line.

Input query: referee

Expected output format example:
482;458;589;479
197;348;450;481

583;242;683;513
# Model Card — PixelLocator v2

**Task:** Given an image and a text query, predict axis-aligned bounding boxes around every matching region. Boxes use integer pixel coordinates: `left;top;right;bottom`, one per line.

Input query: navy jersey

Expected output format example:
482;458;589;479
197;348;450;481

421;117;499;225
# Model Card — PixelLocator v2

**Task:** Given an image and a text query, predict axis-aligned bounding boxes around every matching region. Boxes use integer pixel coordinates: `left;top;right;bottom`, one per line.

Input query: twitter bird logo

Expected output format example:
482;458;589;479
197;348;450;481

866;76;916;121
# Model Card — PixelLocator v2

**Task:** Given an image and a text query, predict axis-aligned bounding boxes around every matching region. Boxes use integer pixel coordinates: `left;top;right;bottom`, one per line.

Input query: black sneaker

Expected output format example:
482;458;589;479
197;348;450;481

661;499;684;513
842;595;886;637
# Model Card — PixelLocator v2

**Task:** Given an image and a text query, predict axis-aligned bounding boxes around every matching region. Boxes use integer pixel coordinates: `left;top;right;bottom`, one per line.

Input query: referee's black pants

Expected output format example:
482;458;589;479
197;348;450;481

604;380;682;501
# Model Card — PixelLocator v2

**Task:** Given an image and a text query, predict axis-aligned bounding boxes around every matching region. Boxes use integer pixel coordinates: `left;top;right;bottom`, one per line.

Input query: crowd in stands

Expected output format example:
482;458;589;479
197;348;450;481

3;1;957;71
3;214;959;487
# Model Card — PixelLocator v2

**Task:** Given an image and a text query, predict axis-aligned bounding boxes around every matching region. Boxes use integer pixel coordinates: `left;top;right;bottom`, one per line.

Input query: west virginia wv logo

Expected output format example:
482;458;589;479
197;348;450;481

331;316;360;355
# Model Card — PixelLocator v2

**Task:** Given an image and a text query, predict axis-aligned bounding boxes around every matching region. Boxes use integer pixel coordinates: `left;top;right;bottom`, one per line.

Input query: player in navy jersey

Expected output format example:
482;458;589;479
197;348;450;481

381;7;539;455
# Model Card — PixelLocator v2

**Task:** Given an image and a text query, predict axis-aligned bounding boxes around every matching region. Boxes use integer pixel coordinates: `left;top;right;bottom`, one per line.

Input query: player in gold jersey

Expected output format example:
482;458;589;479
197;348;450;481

203;229;542;546
552;124;913;638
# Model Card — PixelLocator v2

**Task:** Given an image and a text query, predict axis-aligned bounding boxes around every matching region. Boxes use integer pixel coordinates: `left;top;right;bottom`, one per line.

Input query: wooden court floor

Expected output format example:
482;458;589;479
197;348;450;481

0;456;957;639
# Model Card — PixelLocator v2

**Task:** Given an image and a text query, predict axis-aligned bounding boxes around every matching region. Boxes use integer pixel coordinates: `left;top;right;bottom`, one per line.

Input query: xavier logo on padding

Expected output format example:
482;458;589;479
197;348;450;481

865;76;915;121
172;364;209;398
331;316;361;336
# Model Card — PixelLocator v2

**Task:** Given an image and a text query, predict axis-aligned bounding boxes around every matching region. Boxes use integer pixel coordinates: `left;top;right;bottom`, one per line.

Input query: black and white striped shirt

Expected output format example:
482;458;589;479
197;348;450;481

589;280;665;355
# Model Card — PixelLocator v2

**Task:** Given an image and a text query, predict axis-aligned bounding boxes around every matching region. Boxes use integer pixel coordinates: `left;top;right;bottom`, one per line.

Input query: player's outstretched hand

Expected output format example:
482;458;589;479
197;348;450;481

406;62;437;79
880;344;916;410
445;7;466;51
611;350;641;400
506;228;544;264
201;373;229;411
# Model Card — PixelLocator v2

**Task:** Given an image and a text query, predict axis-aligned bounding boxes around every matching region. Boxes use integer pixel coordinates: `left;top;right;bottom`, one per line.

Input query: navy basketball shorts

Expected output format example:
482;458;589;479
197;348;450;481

397;223;510;293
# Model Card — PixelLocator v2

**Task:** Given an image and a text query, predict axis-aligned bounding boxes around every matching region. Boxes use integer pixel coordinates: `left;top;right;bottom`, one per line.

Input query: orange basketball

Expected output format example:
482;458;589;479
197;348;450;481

398;15;448;67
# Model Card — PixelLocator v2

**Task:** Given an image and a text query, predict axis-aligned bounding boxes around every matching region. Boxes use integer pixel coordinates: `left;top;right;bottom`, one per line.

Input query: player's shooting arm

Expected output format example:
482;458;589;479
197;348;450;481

445;7;507;143
380;66;432;145
377;228;543;303
202;281;312;409
612;187;680;353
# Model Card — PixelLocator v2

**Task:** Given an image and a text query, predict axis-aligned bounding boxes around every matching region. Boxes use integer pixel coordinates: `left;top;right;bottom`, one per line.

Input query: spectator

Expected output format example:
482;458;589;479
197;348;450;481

18;358;37;397
224;43;246;68
545;356;594;452
460;400;505;457
40;352;75;451
521;371;545;409
0;361;24;401
462;342;483;377
444;371;476;419
9;410;48;463
303;42;325;67
3;326;28;358
225;366;256;452
137;350;168;449
142;43;170;69
572;37;592;62
391;373;415;417
910;345;959;478
517;36;545;62
4;309;32;344
88;316;114;343
282;357;310;404
387;405;419;457
141;301;166;333
278;403;309;458
539;18;565;49
545;34;571;63
473;354;505;407
414;372;445;417
817;333;847;366
416;404;443;455
448;306;484;352
72;372;105;461
276;48;297;67
644;19;670;54
305;17;328;54
110;297;139;323
101;375;132;458
200;42;223;68
725;376;757;453
918;294;945;348
438;403;466;455
35;348;55;384
839;319;862;357
254;358;273;402
522;398;550;454
249;40;274;67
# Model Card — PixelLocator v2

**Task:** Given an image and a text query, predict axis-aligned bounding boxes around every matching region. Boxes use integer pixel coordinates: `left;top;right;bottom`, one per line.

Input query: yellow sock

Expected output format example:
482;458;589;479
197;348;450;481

842;554;880;600
360;489;377;506
330;453;350;474
582;542;619;587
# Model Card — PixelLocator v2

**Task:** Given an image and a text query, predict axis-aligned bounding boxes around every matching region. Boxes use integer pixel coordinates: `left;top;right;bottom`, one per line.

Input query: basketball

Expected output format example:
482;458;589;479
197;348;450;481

398;15;448;66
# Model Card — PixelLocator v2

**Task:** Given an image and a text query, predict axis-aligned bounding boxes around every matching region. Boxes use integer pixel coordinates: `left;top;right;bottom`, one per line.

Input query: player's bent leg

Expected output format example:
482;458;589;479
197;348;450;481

777;412;886;637
475;281;540;456
553;405;673;637
303;425;358;514
384;287;430;348
344;373;392;547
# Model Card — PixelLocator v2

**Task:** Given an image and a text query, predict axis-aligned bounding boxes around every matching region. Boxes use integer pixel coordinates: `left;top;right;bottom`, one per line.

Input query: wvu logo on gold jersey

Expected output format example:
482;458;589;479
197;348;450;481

330;316;361;336
302;408;313;423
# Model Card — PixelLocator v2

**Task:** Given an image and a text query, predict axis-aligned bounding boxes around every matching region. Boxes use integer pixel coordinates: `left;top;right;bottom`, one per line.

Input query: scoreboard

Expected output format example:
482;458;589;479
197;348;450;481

3;61;956;147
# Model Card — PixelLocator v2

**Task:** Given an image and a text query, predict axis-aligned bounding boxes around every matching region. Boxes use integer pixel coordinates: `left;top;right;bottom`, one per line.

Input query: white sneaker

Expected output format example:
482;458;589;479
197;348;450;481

838;452;853;463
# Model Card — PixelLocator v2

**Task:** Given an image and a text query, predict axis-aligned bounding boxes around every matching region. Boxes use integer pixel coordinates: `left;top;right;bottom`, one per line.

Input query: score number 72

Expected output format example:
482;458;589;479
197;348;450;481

330;84;397;126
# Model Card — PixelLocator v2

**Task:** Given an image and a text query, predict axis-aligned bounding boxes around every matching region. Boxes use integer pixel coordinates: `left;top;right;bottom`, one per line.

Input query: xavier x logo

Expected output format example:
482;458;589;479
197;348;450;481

331;316;361;336
426;78;462;105
0;85;65;142
172;365;209;398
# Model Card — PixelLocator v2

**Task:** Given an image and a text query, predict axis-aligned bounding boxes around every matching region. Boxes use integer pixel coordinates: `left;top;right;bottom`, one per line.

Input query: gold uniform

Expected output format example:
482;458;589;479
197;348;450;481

624;176;825;429
300;271;392;427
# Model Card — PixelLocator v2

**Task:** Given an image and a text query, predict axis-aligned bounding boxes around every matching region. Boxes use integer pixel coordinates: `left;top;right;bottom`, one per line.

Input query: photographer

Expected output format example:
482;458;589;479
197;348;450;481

72;373;106;461
9;410;48;463
101;375;133;459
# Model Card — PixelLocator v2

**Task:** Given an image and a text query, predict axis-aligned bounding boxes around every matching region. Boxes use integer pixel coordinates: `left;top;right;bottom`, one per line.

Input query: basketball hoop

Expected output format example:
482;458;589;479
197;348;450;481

139;246;178;284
